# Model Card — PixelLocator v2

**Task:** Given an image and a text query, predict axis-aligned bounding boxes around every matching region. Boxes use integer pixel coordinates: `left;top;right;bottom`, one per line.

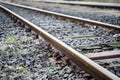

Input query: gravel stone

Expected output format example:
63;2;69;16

18;1;120;26
1;3;120;79
2;3;120;54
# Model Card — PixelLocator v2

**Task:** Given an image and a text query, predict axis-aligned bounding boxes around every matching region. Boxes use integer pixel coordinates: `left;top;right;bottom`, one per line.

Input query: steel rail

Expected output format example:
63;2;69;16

0;5;120;80
1;1;120;30
35;0;120;9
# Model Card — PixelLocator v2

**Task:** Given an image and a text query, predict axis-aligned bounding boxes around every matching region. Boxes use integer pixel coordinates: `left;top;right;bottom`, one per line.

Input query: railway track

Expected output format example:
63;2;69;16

0;5;94;80
1;2;120;54
13;0;120;26
0;2;120;80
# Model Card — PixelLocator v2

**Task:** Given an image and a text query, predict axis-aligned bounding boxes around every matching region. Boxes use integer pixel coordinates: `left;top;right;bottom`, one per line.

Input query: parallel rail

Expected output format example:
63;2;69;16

1;1;120;30
36;0;120;9
1;2;120;60
0;3;120;80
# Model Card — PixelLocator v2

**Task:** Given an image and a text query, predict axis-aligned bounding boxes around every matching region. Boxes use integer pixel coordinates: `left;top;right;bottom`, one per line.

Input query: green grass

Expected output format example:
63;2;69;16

72;35;98;39
16;63;28;73
108;42;120;47
0;35;19;53
48;67;59;74
5;35;19;44
73;42;120;50
0;35;28;54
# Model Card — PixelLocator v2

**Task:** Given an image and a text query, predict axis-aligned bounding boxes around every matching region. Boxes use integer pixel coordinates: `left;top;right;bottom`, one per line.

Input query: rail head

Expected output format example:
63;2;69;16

0;5;120;80
1;1;120;30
